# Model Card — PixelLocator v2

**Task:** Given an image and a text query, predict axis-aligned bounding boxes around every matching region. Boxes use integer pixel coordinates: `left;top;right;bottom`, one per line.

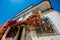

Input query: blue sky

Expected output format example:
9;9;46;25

0;0;60;24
